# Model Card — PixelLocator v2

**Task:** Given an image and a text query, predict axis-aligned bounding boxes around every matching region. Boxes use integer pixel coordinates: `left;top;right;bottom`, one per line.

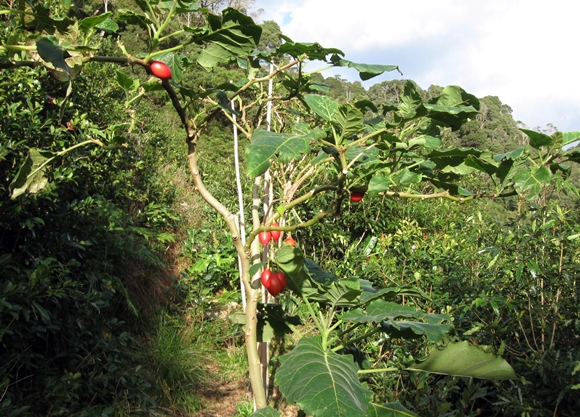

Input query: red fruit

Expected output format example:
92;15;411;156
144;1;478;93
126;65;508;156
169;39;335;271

284;236;296;247
275;272;287;291
261;269;272;287
350;191;365;202
270;222;281;242
258;231;271;246
266;274;283;296
150;61;172;80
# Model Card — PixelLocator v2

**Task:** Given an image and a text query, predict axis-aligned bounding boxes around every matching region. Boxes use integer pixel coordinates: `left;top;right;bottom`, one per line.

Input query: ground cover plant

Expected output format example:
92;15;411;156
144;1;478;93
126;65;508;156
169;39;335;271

2;1;580;416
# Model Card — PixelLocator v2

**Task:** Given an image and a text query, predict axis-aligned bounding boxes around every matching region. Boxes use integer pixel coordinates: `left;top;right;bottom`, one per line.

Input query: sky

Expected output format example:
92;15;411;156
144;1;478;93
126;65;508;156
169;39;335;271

250;0;579;133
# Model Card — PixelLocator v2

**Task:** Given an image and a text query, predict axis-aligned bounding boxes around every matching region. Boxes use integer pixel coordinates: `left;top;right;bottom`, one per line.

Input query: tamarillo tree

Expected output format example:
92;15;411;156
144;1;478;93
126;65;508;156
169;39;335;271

2;1;580;415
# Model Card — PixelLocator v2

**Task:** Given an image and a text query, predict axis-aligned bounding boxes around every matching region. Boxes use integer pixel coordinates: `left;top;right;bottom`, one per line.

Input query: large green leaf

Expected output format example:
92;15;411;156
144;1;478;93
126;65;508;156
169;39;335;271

367;402;418;417
562;131;580;146
276;245;311;292
513;165;552;199
398;81;424;120
276;336;373;417
274;36;344;60
425;86;479;130
361;284;428;304
36;37;70;73
463;153;498;177
79;12;114;35
520;128;554;149
428;147;484;170
330;57;402;81
116;70;139;92
407;341;518;380
341;301;425;322
340;300;451;342
368;168;422;194
246;127;316;177
195;8;262;70
10;148;53;199
250;407;280;417
304;94;339;122
335;104;365;136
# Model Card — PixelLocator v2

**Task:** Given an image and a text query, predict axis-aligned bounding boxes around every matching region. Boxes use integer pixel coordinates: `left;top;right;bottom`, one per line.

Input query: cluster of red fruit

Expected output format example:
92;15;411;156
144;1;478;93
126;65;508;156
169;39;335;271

260;269;286;297
258;222;293;296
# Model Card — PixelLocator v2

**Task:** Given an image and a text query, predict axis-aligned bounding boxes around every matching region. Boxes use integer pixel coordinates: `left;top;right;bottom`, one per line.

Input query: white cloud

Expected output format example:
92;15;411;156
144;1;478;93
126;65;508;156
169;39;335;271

253;0;580;132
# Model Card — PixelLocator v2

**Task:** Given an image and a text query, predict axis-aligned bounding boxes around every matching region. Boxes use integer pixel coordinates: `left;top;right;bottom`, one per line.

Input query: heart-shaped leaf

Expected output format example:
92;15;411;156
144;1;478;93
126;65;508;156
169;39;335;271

276;336;373;417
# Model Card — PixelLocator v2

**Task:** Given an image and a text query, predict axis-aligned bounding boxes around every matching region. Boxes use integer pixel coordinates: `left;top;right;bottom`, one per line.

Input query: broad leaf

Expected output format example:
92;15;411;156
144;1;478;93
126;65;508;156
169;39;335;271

398;81;424;120
116;9;154;29
36;37;69;74
521;128;554;149
10;148;53;199
494;146;526;161
513;166;552;199
276;245;310;292
250;407;280;417
153;52;186;83
428;148;484;170
79;12;113;35
304;94;339;122
361;284;428;304
341;301;424;322
276;336;373;417
408;341;518;380
340;300;451;342
367;402;418;417
562;131;580;146
464;153;499;177
246;128;316;177
196;8;261;70
380;320;451;342
335;104;365;136
116;71;139;92
330;57;402;81
425;86;479;130
274;36;344;60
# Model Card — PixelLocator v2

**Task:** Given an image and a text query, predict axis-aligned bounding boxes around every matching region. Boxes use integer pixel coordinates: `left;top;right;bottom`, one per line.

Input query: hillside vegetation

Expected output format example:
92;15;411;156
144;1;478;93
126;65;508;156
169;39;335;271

1;1;579;416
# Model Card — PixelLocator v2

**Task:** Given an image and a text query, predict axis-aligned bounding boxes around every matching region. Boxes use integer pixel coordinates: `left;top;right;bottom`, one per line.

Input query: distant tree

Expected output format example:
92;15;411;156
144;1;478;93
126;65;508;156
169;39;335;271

257;20;282;52
367;79;422;105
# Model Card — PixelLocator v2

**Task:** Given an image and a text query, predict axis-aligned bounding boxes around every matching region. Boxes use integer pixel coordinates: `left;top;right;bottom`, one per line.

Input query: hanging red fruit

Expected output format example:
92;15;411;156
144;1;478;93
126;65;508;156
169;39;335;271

270;222;281;242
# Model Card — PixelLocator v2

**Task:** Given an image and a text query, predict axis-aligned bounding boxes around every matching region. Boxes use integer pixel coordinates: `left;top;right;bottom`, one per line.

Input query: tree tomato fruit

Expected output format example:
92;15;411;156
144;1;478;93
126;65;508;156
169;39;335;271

150;61;172;79
275;272;287;291
284;236;296;247
258;231;271;246
350;191;365;202
270;222;281;242
261;269;272;287
266;274;282;296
